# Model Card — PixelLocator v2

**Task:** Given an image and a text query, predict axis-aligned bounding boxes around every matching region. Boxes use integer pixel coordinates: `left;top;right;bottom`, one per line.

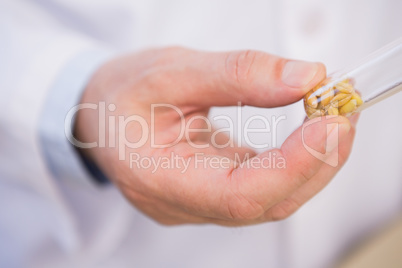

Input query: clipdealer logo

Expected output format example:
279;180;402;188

128;151;286;174
301;115;340;167
64;102;343;171
65;102;286;156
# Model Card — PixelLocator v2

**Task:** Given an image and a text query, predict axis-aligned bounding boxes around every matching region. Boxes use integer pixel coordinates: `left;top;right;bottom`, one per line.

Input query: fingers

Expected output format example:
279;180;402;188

263;115;359;221
223;116;352;220
209;127;257;161
144;115;352;223
155;48;326;108
263;114;360;220
219;50;326;107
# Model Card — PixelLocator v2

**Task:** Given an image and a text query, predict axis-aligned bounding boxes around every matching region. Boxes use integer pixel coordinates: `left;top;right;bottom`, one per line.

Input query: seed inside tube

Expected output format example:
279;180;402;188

328;106;339;115
331;93;350;103
336;95;352;107
336;82;354;94
307;95;318;108
319;88;334;106
340;99;357;114
303;78;363;118
352;93;363;106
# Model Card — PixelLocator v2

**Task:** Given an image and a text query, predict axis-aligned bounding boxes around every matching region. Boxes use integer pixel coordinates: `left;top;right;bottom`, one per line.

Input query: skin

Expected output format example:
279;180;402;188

75;47;358;226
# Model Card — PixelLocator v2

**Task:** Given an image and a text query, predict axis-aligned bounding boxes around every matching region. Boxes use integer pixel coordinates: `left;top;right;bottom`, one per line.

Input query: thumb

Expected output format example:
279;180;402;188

171;48;326;108
222;115;351;220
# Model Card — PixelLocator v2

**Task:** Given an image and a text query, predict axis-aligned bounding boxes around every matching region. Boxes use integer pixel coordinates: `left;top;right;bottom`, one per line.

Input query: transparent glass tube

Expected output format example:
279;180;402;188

304;37;402;118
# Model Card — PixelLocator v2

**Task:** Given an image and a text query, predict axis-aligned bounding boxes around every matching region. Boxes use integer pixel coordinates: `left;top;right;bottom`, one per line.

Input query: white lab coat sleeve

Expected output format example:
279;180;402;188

38;48;115;186
0;2;121;260
0;1;116;187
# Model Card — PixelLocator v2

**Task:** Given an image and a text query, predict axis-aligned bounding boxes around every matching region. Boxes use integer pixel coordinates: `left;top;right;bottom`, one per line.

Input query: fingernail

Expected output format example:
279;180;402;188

281;61;319;88
326;122;351;153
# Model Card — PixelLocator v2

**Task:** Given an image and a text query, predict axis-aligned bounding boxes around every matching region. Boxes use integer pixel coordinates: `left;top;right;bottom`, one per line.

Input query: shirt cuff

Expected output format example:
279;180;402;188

38;48;115;186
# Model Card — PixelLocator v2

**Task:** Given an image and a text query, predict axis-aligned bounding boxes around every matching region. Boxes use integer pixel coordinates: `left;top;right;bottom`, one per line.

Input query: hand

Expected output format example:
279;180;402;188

75;47;357;226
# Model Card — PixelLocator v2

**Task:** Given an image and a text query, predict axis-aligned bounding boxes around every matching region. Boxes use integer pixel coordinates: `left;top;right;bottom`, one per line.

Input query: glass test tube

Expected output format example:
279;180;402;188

304;37;402;119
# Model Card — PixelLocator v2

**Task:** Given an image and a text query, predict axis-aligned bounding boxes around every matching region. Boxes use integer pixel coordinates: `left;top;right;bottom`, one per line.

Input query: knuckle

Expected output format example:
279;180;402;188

298;168;312;185
143;47;184;85
269;198;300;221
338;129;355;165
225;50;258;85
154;46;185;67
224;187;265;221
145;46;191;86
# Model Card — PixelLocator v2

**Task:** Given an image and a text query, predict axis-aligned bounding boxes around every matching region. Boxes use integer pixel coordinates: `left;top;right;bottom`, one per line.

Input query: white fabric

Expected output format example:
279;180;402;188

1;0;401;267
